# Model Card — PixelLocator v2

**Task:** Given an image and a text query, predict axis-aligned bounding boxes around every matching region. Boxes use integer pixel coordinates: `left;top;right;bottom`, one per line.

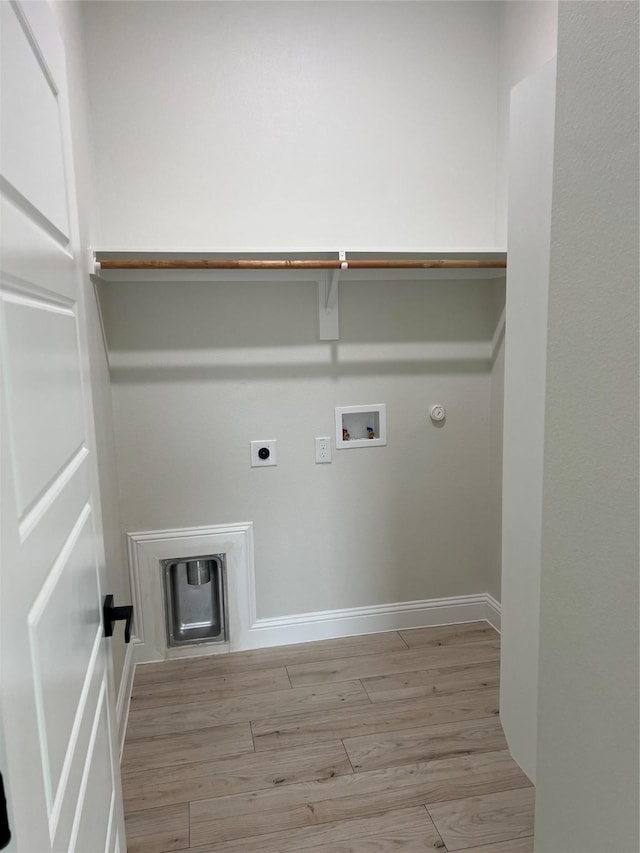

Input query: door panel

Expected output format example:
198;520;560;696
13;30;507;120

0;1;124;851
15;450;90;581
51;648;108;851
0;196;77;301
0;1;70;241
28;503;99;807
1;295;85;516
71;689;117;853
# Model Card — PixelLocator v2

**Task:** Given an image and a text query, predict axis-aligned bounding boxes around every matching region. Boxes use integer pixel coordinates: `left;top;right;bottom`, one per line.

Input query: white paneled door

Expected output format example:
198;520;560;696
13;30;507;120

0;2;125;851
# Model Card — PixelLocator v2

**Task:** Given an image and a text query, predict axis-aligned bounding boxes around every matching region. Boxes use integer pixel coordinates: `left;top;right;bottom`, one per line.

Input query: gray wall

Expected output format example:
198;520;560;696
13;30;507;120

535;3;639;851
83;0;512;623
100;277;502;619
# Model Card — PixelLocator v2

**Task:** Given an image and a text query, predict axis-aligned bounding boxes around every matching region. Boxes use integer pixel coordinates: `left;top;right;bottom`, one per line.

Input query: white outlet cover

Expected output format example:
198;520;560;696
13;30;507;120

315;437;332;464
250;440;277;467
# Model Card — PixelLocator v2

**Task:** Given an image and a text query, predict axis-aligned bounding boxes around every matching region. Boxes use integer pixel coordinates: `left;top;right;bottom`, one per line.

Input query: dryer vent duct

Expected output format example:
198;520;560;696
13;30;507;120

186;559;211;586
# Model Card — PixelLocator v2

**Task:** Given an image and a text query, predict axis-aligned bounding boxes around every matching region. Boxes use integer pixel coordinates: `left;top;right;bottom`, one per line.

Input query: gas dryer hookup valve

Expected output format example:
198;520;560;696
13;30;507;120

430;405;446;423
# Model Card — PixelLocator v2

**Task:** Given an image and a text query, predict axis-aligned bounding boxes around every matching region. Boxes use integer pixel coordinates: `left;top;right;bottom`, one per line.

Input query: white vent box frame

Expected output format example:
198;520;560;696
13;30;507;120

335;404;387;449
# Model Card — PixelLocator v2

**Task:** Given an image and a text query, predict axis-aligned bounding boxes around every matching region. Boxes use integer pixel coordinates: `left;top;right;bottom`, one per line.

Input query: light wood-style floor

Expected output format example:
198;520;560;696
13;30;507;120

122;622;534;853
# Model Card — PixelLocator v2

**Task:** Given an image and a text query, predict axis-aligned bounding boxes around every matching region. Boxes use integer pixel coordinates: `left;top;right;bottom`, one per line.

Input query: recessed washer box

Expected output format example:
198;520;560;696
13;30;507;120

335;404;387;449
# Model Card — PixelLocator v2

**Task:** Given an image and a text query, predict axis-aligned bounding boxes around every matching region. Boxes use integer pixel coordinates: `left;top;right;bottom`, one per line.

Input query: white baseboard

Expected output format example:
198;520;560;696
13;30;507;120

484;593;502;633
243;592;502;650
126;524;502;664
115;639;135;758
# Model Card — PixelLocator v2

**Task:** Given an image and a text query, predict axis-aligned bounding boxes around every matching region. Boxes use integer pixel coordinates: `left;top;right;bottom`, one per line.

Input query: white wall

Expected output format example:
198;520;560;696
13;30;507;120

495;0;559;782
82;1;501;250
470;0;558;610
52;2;132;695
535;3;639;851
495;2;558;245
500;59;556;784
487;281;505;603
99;276;502;620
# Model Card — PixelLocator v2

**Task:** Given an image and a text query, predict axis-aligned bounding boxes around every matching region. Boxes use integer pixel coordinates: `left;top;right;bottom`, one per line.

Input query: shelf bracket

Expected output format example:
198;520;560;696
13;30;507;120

88;249;101;278
318;251;346;340
326;250;346;312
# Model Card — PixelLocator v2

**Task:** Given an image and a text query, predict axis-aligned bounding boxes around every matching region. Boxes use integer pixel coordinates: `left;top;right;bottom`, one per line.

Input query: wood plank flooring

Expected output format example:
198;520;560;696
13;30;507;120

122;622;534;853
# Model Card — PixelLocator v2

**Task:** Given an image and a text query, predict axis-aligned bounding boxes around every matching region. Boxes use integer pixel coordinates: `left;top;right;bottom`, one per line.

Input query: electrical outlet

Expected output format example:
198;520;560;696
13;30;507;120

315;437;332;464
250;440;277;467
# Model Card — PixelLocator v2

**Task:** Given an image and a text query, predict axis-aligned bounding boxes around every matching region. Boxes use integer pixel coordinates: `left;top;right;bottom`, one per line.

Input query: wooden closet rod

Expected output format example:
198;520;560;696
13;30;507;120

97;258;506;271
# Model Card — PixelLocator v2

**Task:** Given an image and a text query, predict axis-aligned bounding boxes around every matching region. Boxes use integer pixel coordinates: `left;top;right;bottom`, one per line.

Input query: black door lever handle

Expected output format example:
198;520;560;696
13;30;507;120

103;595;134;643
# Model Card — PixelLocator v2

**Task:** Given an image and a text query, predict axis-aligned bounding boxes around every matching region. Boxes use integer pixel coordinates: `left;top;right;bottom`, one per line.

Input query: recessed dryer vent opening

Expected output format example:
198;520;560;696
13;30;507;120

162;555;228;647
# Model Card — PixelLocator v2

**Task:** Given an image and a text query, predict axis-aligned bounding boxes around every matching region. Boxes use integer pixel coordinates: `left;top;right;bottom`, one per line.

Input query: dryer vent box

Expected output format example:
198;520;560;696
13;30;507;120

162;555;227;647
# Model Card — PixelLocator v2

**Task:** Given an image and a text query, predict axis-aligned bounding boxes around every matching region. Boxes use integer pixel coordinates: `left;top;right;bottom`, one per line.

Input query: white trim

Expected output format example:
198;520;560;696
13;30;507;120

126;534;146;646
127;523;502;663
127;523;255;662
246;592;502;649
115;640;135;759
484;593;502;633
93;245;508;254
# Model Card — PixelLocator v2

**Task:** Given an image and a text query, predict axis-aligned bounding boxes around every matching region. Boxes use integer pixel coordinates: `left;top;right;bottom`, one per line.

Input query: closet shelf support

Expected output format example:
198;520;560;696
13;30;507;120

91;250;507;343
318;251;346;341
325;251;347;313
